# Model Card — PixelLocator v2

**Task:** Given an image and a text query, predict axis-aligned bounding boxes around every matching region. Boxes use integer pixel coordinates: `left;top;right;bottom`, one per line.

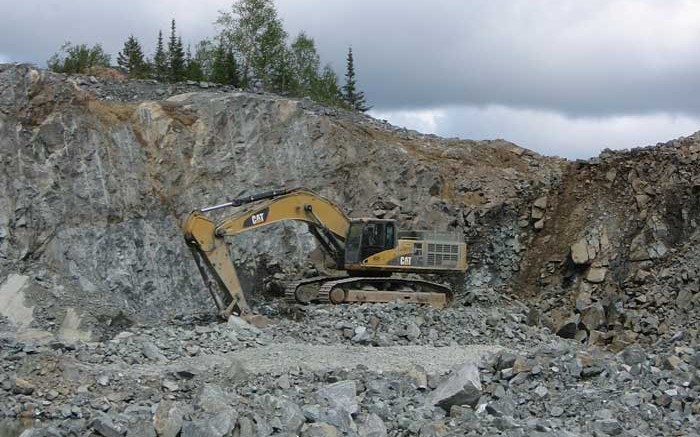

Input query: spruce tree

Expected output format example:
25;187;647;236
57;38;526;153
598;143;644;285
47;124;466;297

153;30;168;81
210;43;240;86
117;35;147;78
342;47;370;112
185;45;204;81
168;19;186;82
311;64;344;107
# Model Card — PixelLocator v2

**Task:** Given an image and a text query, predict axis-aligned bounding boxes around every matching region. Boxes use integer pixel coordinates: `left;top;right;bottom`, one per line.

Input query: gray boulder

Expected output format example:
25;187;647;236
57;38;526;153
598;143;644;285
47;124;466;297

302;423;340;437
315;380;359;415
358;413;388;437
425;362;482;410
91;416;127;437
180;409;237;437
153;401;186;437
194;384;230;413
259;394;305;434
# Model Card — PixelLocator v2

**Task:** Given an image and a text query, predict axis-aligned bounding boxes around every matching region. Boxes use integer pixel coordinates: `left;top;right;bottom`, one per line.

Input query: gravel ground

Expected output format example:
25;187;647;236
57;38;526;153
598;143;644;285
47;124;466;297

2;300;698;437
229;343;506;375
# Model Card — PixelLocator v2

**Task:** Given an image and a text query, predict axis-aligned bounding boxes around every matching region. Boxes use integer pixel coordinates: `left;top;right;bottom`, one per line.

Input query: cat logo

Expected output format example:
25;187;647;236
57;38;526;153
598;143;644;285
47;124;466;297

243;207;269;227
251;212;265;225
400;256;412;266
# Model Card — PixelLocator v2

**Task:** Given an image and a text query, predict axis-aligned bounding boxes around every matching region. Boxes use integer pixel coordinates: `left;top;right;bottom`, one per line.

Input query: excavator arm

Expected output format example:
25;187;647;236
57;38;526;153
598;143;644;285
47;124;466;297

183;188;350;319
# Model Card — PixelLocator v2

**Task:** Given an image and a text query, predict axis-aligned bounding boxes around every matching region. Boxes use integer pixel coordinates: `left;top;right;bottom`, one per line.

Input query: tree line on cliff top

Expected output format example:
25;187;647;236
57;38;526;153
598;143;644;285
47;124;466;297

47;0;369;111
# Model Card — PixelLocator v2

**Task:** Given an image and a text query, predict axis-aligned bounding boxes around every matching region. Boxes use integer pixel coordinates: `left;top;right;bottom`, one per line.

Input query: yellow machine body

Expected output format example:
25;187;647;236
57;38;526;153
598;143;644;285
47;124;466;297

183;188;467;318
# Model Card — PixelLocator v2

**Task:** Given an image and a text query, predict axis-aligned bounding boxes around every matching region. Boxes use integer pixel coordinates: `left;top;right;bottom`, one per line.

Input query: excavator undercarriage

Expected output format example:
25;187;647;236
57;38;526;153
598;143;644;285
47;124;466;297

284;276;453;308
183;188;467;319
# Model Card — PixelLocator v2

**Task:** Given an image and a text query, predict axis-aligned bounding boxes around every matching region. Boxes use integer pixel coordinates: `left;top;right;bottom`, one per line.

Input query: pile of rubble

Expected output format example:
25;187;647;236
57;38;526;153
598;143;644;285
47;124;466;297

1;300;698;437
517;136;700;357
67;72;241;103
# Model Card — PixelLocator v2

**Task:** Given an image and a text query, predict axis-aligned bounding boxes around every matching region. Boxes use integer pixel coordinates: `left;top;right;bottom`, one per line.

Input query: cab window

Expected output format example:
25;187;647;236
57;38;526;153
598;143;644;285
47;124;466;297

385;223;395;248
344;223;363;264
362;223;384;248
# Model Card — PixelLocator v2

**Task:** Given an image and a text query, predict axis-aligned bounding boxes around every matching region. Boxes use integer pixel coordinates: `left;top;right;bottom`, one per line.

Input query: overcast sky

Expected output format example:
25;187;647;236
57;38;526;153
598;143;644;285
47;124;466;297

2;0;700;158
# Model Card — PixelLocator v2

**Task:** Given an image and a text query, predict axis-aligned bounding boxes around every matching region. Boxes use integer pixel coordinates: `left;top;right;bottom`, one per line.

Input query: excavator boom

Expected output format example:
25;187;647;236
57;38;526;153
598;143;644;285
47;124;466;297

183;188;351;318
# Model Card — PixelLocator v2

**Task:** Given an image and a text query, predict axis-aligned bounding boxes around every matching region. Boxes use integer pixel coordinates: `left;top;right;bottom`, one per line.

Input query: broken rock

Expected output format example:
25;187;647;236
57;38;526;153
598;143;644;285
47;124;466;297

302;423;340;437
425;362;482;410
181;409;237;437
555;314;580;339
91;416;127;437
12;378;35;395
533;196;548;210
358;413;387;437
580;303;607;331
194;384;231;414
154;401;185;437
585;266;607;283
142;341;167;362
570;240;590;265
315;380;358;415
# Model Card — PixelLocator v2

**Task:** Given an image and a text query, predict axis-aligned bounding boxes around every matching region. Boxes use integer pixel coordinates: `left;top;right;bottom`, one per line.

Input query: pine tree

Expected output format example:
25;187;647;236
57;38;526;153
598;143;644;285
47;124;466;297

168;19;186;82
117;35;147;78
185;44;204;81
153;30;168;81
311;64;345;107
342;47;370;112
210;43;241;86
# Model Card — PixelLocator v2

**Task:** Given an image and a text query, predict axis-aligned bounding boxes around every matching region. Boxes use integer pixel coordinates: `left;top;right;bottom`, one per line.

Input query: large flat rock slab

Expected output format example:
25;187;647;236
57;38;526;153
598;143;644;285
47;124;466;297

0;274;34;330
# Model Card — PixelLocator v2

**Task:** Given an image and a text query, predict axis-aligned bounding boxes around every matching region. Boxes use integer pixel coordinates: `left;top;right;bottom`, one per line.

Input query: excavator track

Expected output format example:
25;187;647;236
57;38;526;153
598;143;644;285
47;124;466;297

286;276;453;308
284;276;347;304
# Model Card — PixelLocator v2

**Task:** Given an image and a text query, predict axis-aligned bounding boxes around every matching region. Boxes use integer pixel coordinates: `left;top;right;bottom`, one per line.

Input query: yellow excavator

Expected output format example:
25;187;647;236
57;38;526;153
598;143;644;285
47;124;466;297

183;188;467;320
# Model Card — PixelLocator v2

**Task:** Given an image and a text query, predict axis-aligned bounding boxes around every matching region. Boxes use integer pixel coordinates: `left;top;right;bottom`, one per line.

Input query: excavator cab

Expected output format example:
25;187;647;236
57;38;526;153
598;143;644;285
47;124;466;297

344;219;397;264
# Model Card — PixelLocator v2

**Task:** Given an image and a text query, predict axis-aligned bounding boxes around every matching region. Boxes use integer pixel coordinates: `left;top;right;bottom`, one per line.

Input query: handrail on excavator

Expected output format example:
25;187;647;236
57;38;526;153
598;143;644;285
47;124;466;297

198;187;296;213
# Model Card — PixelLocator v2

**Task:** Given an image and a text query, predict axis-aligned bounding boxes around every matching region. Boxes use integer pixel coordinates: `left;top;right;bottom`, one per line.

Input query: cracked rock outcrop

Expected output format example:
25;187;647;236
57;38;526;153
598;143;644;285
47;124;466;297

0;64;562;337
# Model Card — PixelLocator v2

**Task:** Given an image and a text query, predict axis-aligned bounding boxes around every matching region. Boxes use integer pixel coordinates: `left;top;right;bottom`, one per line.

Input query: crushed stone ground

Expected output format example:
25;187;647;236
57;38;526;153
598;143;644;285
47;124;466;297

128;343;508;377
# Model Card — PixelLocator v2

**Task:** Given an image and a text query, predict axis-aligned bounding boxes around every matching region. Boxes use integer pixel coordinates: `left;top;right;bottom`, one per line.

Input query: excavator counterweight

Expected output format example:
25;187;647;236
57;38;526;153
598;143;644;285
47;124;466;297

183;188;467;319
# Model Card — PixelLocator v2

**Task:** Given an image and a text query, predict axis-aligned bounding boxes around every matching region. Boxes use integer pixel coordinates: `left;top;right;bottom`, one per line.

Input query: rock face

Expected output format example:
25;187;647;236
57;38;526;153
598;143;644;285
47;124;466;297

0;64;561;336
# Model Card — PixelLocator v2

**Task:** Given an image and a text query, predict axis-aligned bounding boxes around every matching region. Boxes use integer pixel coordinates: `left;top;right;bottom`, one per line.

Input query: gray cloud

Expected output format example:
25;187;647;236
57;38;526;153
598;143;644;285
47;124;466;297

0;1;225;65
276;0;700;117
371;106;700;159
